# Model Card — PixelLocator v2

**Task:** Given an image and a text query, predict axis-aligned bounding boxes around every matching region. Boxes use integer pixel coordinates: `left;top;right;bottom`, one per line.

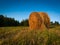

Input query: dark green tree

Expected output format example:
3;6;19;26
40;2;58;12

20;19;29;26
0;15;20;27
54;21;59;26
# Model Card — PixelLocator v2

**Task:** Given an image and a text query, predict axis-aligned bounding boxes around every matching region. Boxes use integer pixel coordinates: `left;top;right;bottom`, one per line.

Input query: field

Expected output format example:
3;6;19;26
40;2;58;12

0;26;60;45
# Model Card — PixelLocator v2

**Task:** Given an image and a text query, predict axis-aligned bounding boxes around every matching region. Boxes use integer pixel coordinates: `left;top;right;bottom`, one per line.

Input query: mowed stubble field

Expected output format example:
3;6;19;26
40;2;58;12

0;26;60;45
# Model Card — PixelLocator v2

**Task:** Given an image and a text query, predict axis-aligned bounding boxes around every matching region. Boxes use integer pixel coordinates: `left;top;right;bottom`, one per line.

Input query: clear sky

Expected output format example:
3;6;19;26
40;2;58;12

0;0;60;23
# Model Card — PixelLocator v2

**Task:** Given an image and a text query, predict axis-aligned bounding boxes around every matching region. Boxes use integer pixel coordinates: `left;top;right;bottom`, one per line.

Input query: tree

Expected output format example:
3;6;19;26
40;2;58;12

50;21;54;25
0;15;4;26
0;15;20;27
20;19;29;26
54;21;59;26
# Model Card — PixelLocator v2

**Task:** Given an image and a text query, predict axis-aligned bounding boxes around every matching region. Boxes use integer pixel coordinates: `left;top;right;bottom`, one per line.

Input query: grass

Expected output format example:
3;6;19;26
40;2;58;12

0;26;60;45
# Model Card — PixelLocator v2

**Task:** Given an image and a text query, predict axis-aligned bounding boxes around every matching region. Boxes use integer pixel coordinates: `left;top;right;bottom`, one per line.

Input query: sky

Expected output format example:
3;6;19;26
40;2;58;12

0;0;60;23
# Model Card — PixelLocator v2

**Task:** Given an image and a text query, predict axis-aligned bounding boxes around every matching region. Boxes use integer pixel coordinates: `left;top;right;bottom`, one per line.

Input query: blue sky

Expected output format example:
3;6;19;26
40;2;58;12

0;0;60;23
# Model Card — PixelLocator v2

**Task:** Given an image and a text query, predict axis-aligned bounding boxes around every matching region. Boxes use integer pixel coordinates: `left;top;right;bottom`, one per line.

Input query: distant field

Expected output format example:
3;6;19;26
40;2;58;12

0;26;60;45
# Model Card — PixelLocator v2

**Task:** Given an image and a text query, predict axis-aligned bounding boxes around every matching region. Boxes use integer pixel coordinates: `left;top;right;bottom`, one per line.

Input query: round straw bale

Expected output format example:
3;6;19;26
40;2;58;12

29;12;50;30
38;12;50;29
29;12;43;30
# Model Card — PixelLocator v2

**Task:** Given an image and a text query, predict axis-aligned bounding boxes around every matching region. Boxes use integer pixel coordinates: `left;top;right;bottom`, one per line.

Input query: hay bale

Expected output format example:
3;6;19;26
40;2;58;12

29;12;45;30
38;12;50;29
29;12;50;30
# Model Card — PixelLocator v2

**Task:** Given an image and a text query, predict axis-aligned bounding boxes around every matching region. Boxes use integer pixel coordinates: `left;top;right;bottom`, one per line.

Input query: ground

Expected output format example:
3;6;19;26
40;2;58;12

0;26;60;45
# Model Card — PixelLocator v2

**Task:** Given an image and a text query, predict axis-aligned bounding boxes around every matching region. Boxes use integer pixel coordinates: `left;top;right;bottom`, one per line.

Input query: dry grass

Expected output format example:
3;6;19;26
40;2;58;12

0;26;60;45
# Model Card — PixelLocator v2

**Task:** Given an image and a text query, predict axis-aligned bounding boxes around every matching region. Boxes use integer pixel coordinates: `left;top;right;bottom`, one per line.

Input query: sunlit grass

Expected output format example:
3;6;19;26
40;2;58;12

0;26;60;45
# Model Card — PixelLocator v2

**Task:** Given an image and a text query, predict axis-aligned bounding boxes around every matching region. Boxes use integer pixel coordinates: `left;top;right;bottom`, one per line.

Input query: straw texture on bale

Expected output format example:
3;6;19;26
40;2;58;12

38;12;50;29
29;12;50;30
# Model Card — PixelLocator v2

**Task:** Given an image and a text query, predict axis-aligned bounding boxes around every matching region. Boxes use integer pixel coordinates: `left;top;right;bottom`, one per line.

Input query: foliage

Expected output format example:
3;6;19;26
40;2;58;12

54;21;60;26
0;15;20;27
0;15;29;27
20;19;29;26
50;21;60;25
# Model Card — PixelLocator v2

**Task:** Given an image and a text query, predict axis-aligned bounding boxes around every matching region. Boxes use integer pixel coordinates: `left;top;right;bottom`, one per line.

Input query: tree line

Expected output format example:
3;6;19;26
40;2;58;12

0;15;60;27
0;15;29;27
0;15;20;26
